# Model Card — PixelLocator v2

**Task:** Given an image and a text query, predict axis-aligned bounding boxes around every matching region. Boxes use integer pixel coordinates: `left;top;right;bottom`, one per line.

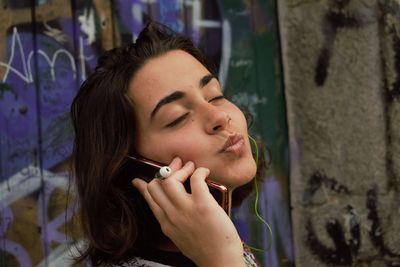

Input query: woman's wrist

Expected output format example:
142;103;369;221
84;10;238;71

195;244;245;267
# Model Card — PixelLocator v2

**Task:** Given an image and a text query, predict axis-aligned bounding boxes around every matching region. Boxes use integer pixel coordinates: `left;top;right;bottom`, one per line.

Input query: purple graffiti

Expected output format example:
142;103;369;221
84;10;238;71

0;25;94;179
115;0;203;43
260;178;294;266
0;206;32;266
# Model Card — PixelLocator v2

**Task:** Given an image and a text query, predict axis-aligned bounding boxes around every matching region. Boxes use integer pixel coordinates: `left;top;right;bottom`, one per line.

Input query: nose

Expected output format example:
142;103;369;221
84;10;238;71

202;104;230;134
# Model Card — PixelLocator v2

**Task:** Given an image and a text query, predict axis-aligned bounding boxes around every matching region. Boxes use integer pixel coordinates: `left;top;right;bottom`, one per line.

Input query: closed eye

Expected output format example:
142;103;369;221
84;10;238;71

166;112;190;128
209;95;225;102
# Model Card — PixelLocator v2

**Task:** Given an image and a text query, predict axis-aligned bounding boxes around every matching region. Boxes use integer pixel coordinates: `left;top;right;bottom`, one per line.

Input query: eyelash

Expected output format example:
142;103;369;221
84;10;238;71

166;112;190;128
166;95;226;128
209;95;225;102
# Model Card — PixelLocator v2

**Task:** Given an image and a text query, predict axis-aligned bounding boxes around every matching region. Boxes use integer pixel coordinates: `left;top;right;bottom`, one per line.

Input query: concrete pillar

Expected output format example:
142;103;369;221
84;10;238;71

278;0;400;265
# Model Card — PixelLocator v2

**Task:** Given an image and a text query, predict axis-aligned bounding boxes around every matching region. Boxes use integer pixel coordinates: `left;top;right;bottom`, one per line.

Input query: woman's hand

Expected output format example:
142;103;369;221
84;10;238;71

132;157;245;267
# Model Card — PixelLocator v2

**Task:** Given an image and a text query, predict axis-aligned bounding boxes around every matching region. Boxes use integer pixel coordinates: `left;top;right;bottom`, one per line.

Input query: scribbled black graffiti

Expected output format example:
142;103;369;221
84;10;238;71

345;205;361;254
316;0;400;94
307;217;356;265
387;29;400;101
380;0;400;101
303;171;350;205
305;172;400;266
315;0;363;86
367;187;400;261
305;171;358;265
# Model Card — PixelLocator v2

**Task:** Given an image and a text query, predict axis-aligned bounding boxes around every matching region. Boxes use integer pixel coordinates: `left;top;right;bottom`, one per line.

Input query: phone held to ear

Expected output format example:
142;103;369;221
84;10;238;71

126;155;231;216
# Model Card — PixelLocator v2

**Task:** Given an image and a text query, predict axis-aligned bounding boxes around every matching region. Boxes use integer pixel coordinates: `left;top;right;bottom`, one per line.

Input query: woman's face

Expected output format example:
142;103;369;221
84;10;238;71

128;50;256;189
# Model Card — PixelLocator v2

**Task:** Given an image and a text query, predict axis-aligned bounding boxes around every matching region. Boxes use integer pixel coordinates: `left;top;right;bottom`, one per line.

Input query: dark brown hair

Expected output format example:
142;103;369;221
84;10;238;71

70;22;263;266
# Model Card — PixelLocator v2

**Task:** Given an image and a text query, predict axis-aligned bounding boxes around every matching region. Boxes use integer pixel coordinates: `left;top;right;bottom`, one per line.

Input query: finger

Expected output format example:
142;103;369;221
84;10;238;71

168;157;182;172
189;168;213;199
131;178;148;193
146;178;178;215
131;178;167;222
159;161;195;207
166;161;194;183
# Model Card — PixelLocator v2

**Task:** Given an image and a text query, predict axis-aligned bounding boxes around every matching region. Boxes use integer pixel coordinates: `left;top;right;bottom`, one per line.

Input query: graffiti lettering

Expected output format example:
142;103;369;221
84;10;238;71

303;171;350;205
380;0;400;102
315;0;400;97
78;8;96;45
0;166;77;266
0;27;92;84
315;0;363;86
366;187;400;261
305;171;400;265
117;0;222;44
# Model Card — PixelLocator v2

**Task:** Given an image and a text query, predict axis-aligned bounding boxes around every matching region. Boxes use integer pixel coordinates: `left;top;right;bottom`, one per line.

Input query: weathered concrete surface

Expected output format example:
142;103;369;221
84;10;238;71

278;0;400;265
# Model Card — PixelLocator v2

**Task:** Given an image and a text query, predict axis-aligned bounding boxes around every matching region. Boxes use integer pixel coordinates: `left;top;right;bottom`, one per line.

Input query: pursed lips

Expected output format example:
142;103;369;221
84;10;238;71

219;133;245;154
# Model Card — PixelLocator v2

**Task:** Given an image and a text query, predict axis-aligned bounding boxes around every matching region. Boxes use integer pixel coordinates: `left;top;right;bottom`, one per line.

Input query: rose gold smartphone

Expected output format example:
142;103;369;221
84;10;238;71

126;155;231;215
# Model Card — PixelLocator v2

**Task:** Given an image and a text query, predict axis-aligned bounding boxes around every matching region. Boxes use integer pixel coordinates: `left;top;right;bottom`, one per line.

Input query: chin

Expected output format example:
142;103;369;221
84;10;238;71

233;164;257;188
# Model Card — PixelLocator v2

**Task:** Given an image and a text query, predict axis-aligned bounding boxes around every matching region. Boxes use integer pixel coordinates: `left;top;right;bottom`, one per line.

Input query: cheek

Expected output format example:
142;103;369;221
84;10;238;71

162;131;208;163
138;128;207;164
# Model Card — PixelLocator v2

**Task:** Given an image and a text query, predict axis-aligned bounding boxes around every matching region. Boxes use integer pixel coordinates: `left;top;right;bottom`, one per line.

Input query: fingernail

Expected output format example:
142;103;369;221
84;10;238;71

170;156;180;166
185;161;194;168
131;178;139;187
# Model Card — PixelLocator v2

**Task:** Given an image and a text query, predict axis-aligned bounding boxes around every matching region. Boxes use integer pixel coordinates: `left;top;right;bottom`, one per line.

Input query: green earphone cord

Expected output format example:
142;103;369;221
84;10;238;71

247;135;273;253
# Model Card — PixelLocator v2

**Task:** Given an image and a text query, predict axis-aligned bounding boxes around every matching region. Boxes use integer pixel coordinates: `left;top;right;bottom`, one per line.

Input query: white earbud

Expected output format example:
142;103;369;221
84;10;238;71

157;166;172;179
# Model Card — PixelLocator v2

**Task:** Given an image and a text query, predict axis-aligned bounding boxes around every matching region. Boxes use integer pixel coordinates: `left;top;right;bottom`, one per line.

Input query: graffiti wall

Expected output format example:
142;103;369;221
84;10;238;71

0;0;291;266
278;0;400;266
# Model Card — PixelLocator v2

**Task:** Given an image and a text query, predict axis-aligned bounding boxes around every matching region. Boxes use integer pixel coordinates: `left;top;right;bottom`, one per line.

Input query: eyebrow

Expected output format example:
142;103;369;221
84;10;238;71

199;74;216;88
150;74;217;120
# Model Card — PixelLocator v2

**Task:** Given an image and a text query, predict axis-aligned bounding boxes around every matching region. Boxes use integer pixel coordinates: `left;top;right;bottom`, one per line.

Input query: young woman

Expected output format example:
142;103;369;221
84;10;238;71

71;22;263;266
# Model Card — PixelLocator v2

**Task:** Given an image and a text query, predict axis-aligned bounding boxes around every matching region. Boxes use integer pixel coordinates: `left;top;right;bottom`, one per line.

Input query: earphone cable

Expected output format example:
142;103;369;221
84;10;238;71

247;135;273;253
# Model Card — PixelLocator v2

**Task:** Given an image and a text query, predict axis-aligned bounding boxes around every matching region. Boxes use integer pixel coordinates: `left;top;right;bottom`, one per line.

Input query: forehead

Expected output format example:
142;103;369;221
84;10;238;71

128;50;210;115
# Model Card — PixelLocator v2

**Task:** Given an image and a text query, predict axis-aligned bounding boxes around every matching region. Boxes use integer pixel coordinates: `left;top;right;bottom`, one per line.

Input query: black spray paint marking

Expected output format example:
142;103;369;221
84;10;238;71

345;205;361;254
304;171;358;265
388;32;400;101
303;171;350;205
315;0;362;86
305;173;400;265
306;218;354;265
380;0;400;101
316;0;400;90
366;187;400;260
